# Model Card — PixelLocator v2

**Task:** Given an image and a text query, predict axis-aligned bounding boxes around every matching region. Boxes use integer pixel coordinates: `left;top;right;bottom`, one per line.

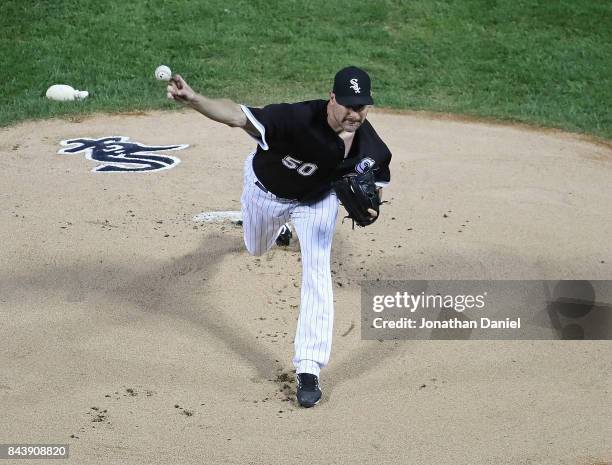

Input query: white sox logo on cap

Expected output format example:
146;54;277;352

349;78;361;94
333;66;373;106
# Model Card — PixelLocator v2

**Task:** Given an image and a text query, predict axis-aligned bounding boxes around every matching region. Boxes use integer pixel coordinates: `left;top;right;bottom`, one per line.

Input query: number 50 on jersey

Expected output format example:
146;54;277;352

282;156;318;177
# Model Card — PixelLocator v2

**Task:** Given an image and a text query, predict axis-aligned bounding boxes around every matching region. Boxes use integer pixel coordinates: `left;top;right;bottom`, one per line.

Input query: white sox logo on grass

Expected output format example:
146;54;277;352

58;136;188;172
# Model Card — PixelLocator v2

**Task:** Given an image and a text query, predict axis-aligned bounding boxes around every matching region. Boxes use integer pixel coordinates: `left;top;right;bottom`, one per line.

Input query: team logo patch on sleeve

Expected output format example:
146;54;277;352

58;136;188;172
355;157;375;174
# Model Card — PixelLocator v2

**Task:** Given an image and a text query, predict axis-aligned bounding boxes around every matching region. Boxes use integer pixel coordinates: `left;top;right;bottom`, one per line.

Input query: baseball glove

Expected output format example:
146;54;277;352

332;169;382;227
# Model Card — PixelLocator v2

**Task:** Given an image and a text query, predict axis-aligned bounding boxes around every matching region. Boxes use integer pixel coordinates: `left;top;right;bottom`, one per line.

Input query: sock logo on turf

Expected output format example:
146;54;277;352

58;136;188;172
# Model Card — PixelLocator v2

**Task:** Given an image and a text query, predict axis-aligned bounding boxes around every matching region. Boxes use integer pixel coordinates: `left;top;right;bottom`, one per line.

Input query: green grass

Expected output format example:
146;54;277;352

1;0;611;138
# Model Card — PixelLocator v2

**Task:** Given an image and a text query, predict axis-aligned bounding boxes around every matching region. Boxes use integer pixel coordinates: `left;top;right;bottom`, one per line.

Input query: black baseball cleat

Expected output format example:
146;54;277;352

275;224;292;247
296;373;321;408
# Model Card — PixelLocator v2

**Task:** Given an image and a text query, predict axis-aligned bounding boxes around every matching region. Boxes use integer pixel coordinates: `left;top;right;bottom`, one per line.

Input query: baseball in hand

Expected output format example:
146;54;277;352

155;65;172;81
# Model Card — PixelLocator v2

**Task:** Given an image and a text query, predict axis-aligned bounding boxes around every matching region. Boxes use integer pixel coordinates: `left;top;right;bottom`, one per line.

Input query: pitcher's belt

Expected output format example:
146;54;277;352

254;180;269;193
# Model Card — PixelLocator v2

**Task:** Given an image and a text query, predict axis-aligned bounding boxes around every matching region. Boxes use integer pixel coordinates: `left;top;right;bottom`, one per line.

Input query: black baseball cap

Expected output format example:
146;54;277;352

332;66;374;107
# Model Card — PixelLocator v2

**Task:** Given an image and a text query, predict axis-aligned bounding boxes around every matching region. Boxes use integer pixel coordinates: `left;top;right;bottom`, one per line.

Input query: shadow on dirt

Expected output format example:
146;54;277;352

2;232;282;380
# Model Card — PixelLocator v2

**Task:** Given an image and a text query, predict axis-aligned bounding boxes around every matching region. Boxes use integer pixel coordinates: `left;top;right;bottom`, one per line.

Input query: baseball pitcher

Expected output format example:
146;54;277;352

166;66;392;407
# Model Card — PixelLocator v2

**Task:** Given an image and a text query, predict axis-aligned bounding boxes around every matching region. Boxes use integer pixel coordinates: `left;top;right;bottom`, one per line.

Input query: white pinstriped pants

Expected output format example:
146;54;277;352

241;153;339;376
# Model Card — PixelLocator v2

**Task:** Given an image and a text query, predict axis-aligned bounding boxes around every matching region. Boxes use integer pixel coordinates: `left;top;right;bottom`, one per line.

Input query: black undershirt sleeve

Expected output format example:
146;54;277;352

375;151;392;185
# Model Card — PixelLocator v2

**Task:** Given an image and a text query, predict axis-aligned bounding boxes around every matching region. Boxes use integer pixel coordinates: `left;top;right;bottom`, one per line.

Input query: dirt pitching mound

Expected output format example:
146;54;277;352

1;110;610;465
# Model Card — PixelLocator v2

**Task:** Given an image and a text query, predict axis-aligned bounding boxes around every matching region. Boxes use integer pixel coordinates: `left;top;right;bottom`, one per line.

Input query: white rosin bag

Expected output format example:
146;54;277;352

46;84;89;101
